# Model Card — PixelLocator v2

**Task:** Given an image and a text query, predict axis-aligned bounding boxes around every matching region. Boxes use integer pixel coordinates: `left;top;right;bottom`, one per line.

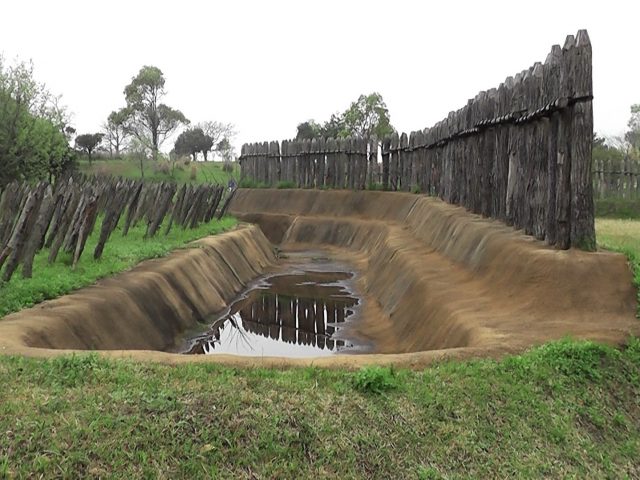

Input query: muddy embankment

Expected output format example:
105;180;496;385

0;227;277;359
0;189;638;368
230;189;640;362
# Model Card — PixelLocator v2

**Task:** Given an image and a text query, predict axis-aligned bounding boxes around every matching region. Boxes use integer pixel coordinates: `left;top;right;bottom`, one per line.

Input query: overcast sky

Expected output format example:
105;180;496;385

1;0;638;152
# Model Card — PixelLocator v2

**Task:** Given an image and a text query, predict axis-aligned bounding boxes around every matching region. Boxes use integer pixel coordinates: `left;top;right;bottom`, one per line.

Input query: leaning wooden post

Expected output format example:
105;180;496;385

569;29;595;250
239;144;246;181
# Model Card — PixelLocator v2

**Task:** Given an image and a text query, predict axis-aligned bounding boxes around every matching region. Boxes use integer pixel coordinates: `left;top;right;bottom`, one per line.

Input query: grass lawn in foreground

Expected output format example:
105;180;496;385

0;216;237;317
0;339;638;478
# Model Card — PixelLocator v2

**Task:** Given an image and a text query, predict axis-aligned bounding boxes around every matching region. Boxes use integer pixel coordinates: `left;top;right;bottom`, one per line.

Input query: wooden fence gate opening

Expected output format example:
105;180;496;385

239;30;595;250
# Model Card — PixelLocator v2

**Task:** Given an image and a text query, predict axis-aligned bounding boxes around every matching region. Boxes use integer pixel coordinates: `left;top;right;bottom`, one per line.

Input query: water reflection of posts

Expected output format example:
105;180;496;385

235;294;354;350
185;272;359;356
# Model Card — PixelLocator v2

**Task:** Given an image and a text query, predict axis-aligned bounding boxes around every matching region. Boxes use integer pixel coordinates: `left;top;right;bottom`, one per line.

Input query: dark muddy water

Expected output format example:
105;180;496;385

182;260;363;357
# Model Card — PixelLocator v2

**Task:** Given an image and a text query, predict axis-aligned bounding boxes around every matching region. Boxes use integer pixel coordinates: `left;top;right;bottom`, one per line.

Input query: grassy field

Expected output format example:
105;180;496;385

596;218;640;310
0;216;237;317
78;157;240;185
0;339;638;478
0;215;638;478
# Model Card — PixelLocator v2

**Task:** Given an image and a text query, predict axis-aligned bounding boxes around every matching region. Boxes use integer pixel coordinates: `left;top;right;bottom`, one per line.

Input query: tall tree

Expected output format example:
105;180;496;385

216;137;235;162
296;120;322;140
626;104;640;152
174;128;212;161
103;108;131;157
293;93;394;142
196;121;236;160
75;133;104;164
123;66;189;161
341;92;394;140
321;113;347;139
0;57;74;185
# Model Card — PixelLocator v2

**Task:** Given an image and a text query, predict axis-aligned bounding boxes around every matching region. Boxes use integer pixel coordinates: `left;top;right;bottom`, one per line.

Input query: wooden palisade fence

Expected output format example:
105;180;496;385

239;30;595;250
593;157;640;199
0;175;234;282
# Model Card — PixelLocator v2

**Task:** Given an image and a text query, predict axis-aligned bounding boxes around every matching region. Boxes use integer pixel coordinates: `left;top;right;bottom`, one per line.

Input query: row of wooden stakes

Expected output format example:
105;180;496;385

0;175;233;282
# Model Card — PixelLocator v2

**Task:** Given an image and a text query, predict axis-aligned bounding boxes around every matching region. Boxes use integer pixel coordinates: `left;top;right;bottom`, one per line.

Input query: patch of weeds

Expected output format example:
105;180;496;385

352;365;400;394
238;179;269;189
531;339;619;382
44;353;111;387
276;180;296;189
417;465;444;480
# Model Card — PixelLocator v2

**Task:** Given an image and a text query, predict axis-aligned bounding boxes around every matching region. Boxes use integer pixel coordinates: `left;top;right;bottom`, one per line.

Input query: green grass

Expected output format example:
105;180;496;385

0;216;237;316
595;198;640;219
78;157;240;185
596;218;640;314
0;339;638;478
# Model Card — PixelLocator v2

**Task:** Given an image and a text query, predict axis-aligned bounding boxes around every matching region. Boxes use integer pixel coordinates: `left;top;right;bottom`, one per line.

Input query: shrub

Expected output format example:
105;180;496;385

352;366;399;394
222;161;234;173
239;179;269;189
276;180;296;189
154;161;171;175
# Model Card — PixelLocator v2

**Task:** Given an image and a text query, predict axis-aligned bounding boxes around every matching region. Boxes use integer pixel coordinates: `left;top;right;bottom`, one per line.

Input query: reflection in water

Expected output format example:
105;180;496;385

184;271;359;357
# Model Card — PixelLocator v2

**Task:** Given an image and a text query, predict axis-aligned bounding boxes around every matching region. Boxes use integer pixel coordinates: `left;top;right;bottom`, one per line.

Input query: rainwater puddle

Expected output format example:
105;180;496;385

182;261;362;357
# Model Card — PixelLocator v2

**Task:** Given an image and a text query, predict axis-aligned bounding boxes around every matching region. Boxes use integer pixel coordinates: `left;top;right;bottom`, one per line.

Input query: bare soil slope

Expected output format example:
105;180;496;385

0;190;637;368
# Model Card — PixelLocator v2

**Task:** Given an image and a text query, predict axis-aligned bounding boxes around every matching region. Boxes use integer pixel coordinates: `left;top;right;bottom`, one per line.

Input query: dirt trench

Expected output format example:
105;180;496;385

0;189;638;368
229;189;640;362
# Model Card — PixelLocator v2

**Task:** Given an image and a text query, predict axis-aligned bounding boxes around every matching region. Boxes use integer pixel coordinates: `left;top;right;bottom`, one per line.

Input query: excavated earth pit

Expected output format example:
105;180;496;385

177;252;369;357
0;189;639;368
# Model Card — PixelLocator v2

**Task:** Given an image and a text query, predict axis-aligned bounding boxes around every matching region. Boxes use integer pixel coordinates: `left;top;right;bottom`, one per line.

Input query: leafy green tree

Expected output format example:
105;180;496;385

296;120;322;140
123;66;189;161
197;121;235;159
341;92;394;140
0;57;74;185
294;93;394;142
320;113;347;139
75;133;104;163
103;108;131;157
174;128;212;161
216;137;235;162
592;133;624;166
626;104;640;153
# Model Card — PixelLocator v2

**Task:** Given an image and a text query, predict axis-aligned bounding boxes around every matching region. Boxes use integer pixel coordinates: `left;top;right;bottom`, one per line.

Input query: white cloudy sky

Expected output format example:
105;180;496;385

1;0;638;151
